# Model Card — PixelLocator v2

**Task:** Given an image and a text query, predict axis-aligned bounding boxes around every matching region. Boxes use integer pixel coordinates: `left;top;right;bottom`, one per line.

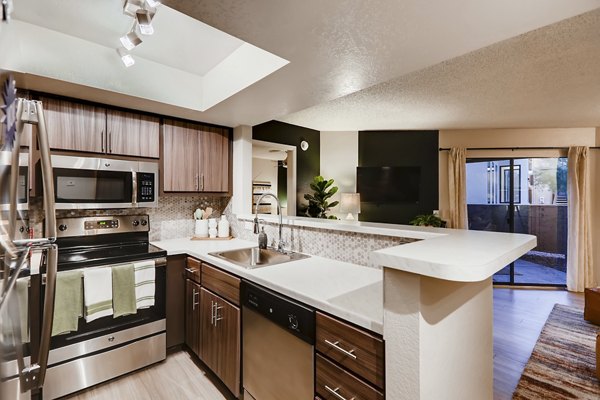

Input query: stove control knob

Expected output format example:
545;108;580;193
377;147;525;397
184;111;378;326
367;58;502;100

140;219;148;226
132;220;140;227
19;226;25;233
288;314;299;330
58;224;67;232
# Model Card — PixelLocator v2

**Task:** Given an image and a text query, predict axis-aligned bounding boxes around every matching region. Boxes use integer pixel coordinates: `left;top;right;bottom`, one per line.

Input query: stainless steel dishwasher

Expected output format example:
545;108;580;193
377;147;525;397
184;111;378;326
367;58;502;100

241;280;315;400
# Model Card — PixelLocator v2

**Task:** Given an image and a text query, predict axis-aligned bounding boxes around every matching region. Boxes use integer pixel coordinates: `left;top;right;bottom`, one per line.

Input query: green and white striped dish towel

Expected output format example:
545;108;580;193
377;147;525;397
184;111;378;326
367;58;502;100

134;260;155;309
83;267;113;322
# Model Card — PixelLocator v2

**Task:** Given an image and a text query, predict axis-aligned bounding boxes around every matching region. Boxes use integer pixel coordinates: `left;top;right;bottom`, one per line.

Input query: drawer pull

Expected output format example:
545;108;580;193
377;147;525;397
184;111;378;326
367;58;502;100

325;385;355;400
324;339;357;359
185;268;197;274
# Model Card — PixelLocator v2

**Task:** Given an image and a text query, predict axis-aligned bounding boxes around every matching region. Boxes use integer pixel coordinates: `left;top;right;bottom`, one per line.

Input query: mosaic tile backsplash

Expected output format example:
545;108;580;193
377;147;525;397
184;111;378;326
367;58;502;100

223;200;418;268
27;194;229;241
25;195;416;268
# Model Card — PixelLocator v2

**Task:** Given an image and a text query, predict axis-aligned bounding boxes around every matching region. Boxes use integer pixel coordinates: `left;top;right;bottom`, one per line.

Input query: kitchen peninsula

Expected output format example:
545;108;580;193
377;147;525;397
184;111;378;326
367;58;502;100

154;218;536;400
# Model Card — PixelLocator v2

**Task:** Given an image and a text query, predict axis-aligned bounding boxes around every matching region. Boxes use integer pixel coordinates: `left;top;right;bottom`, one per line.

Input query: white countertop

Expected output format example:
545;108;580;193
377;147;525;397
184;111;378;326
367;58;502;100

372;228;536;282
239;213;536;282
152;238;384;334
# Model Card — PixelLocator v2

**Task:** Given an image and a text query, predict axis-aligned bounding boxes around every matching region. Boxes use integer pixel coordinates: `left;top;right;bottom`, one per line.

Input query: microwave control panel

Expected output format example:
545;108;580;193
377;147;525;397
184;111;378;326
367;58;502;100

137;173;155;202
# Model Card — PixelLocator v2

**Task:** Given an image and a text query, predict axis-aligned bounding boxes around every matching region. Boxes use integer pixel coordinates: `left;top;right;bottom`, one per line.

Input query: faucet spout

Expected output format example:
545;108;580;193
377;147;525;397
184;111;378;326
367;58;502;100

254;193;284;252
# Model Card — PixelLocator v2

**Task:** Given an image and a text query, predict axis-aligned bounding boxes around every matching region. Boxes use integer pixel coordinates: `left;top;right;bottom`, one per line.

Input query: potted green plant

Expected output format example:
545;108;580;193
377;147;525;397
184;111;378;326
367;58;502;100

301;176;339;219
410;213;446;228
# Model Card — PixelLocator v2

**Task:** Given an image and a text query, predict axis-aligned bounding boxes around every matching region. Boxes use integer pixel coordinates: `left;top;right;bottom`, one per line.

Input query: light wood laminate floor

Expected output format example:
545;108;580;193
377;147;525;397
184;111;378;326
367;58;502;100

63;288;584;400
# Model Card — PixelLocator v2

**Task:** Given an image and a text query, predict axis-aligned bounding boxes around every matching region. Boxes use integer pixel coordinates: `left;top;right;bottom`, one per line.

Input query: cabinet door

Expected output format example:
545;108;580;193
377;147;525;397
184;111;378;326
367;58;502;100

106;110;160;158
162;119;200;192
200;288;240;397
198;126;229;192
185;279;201;357
40;96;105;153
166;256;185;348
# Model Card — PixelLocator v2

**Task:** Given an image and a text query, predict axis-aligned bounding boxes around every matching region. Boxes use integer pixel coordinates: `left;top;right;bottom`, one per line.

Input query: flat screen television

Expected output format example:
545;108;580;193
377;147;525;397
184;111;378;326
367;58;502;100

357;166;421;203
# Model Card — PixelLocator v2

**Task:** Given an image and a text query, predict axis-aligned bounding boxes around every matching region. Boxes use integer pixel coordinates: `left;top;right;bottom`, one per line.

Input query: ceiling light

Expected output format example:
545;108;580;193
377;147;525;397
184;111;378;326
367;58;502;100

136;9;155;35
145;0;161;7
123;0;144;17
120;30;142;50
116;48;135;67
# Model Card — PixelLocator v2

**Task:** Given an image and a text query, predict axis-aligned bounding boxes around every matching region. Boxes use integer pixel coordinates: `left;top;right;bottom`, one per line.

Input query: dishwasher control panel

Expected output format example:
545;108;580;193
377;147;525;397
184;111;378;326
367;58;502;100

241;280;315;345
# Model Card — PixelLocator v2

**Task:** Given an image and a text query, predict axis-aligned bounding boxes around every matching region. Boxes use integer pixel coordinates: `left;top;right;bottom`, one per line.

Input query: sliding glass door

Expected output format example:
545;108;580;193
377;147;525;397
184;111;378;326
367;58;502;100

466;158;567;286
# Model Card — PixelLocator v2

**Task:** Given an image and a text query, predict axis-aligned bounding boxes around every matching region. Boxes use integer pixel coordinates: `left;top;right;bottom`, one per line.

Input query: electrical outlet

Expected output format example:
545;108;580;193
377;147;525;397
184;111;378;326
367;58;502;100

433;210;440;216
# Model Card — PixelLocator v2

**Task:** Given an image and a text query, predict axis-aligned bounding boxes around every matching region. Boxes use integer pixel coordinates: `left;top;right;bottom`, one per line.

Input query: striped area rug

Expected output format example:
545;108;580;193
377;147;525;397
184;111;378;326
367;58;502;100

513;304;600;399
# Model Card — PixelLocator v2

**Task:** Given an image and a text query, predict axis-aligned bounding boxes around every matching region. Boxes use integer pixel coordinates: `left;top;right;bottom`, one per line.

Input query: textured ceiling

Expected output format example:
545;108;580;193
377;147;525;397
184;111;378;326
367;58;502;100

280;9;600;130
161;0;600;129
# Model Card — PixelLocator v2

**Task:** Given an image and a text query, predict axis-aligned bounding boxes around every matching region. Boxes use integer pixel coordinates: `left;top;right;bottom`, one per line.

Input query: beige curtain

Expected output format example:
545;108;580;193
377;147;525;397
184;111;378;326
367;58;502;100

567;146;595;292
447;147;468;229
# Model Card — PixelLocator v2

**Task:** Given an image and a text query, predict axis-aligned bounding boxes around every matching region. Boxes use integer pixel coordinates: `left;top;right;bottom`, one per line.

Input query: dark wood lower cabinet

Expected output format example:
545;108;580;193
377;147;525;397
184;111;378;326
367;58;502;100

316;354;384;400
200;288;241;397
166;255;185;348
185;279;202;357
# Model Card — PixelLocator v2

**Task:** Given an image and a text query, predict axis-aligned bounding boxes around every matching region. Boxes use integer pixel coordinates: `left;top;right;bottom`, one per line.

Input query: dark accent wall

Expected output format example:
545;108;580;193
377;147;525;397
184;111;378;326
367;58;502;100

253;121;320;216
358;130;439;224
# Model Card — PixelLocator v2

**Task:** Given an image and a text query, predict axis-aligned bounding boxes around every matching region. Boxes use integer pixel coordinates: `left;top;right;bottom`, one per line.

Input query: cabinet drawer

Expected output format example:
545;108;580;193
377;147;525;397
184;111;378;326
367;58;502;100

316;354;383;400
316;312;384;388
185;257;202;283
201;263;240;306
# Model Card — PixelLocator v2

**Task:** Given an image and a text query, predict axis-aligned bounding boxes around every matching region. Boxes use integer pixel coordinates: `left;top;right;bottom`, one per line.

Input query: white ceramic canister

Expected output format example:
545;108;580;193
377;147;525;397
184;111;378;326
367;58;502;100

218;215;230;238
195;219;209;237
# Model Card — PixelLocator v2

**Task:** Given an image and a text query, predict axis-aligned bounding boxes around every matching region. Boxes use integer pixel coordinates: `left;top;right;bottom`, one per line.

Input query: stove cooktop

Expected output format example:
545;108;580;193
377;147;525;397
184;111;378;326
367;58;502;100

57;242;166;270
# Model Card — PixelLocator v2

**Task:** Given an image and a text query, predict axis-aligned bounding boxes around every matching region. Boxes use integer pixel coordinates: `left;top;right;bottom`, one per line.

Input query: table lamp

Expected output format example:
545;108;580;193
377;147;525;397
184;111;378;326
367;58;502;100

340;193;361;220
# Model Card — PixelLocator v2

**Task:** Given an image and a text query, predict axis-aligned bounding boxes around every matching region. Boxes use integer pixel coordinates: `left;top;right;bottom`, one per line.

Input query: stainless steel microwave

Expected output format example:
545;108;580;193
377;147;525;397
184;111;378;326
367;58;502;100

0;151;29;211
48;155;158;209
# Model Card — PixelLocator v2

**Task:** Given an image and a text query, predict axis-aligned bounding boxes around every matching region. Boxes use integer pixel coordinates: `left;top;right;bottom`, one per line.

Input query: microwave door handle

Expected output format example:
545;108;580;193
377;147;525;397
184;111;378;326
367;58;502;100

132;171;138;206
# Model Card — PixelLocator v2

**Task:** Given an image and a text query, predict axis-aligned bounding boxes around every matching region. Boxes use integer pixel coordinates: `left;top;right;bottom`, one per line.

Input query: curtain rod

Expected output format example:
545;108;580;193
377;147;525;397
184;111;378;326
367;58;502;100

438;146;600;151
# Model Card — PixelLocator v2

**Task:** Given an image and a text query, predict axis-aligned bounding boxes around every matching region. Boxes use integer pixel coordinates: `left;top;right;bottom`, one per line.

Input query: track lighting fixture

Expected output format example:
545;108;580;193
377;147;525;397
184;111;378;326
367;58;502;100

116;0;161;66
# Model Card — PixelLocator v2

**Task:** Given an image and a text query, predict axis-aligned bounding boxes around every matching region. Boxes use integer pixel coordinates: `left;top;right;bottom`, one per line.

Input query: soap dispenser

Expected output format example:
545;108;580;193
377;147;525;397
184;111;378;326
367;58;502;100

258;227;268;249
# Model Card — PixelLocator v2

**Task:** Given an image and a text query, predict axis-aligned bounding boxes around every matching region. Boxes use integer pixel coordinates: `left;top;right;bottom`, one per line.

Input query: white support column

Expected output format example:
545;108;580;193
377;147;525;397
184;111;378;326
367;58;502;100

232;125;253;216
384;268;493;400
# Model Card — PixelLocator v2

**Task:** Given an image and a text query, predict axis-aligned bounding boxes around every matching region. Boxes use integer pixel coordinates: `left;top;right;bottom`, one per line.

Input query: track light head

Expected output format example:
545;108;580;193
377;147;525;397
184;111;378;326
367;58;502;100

116;47;135;67
119;30;142;50
136;9;155;35
145;0;162;7
123;0;143;17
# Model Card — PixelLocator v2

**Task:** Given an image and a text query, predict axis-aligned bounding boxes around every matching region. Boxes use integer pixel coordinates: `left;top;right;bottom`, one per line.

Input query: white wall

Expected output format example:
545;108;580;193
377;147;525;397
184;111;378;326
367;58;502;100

320;131;358;218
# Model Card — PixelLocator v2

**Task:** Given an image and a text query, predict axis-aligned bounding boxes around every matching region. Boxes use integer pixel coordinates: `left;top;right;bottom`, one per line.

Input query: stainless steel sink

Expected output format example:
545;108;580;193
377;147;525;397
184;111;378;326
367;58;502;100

209;247;309;269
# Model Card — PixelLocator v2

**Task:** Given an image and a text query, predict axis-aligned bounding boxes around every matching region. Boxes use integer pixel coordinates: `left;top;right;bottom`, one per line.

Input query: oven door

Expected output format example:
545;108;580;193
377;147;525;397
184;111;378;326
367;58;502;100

41;257;166;399
0;151;29;211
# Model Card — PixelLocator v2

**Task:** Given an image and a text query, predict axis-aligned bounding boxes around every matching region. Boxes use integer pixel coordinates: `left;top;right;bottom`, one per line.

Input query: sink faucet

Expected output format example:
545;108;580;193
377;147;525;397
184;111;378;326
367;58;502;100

253;193;284;252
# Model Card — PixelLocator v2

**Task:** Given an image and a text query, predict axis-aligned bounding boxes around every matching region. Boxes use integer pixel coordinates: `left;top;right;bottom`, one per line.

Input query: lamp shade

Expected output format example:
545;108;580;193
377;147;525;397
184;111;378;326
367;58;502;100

340;193;361;214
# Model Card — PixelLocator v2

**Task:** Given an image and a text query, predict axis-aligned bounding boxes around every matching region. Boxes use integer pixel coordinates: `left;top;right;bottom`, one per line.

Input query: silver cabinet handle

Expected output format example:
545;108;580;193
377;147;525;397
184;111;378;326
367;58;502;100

185;268;196;274
101;129;105;152
210;300;214;325
108;130;112;153
325;385;355;400
195;174;199;191
201;174;205;191
324;339;357;359
192;289;199;311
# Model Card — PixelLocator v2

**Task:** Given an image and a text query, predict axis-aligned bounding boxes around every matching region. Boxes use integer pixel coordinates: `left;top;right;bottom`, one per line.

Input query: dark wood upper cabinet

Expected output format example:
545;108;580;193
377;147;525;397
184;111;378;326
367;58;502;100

38;96;159;158
40;96;105;153
162;119;230;193
106;109;160;158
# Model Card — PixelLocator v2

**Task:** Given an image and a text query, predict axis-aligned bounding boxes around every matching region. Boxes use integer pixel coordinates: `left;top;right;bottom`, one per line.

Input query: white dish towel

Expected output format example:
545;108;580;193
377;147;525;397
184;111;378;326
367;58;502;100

83;267;113;322
134;260;155;309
